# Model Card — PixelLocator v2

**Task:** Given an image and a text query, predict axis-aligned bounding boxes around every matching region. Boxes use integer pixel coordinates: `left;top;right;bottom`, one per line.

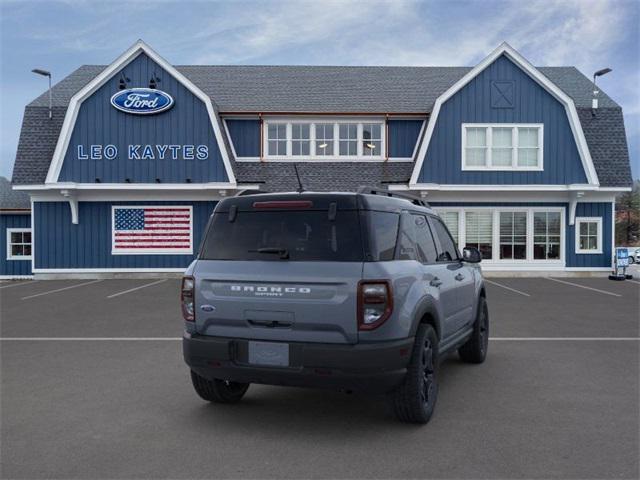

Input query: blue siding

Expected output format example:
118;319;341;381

59;53;229;184
1;214;32;277
388;120;423;158
226;119;260;157
33;201;216;269
431;202;612;268
566;202;613;268
419;54;588;185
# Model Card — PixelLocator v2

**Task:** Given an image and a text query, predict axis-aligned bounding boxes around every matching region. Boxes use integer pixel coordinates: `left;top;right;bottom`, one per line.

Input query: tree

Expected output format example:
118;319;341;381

616;180;640;246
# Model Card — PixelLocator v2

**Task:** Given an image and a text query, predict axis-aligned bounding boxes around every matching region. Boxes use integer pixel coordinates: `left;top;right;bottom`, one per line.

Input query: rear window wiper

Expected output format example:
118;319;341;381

249;247;290;260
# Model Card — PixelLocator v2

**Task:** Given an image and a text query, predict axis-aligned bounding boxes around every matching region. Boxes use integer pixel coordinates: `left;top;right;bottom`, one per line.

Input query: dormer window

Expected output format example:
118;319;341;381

264;118;385;160
462;124;543;171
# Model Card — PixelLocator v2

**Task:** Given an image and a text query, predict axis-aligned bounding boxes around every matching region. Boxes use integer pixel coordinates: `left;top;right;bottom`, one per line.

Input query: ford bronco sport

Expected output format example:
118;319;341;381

182;188;488;424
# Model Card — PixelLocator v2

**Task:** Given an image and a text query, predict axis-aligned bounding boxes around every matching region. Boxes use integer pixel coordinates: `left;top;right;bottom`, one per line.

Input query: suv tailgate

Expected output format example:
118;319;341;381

194;260;362;344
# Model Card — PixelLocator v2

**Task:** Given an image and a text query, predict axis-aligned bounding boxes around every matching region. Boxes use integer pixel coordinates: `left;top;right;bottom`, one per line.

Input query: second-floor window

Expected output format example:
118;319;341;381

264;119;385;160
462;124;543;171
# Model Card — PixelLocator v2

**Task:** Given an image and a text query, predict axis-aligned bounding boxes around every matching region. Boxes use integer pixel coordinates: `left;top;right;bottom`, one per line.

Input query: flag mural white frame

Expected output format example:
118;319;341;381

111;205;193;255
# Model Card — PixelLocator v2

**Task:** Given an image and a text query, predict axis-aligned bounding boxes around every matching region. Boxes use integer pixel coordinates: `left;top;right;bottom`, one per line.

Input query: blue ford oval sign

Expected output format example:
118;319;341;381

110;88;174;115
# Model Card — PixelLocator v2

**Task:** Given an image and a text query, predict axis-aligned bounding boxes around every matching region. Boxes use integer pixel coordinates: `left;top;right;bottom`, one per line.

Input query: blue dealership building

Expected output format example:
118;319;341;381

5;41;632;278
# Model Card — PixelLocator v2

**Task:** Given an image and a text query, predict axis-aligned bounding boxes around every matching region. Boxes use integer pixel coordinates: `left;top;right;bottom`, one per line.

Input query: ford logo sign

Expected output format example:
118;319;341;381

110;88;174;115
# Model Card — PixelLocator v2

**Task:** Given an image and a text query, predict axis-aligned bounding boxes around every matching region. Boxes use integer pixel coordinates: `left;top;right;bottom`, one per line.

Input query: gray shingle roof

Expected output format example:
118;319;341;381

0;176;31;210
15;63;629;187
29;65;619;112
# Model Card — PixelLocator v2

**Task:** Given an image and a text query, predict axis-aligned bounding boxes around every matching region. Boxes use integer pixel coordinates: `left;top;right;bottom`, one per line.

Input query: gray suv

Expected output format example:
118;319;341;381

182;189;488;423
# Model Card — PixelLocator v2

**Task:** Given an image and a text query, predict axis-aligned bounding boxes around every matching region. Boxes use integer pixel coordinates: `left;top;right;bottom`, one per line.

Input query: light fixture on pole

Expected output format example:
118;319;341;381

32;68;52;119
592;67;611;115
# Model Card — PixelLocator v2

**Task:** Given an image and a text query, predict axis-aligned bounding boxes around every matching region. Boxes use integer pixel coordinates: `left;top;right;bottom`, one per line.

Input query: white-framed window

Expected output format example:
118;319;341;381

6;228;32;260
291;123;311;156
267;123;287;156
462;124;543;171
362;123;383;157
111;206;193;255
263;119;385;160
533;211;561;260
499;211;527;260
315;123;334;157
575;217;602;254
465;211;494;260
434;207;565;263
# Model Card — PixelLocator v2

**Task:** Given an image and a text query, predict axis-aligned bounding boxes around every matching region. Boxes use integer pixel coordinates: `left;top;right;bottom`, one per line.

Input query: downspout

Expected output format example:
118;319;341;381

385;114;389;161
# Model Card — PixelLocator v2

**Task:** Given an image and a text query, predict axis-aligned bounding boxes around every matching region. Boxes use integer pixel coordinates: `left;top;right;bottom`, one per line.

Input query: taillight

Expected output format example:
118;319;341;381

181;276;195;322
357;280;393;330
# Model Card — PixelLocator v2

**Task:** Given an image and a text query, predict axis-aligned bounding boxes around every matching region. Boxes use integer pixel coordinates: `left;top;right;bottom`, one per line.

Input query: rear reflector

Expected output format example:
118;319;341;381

253;200;313;209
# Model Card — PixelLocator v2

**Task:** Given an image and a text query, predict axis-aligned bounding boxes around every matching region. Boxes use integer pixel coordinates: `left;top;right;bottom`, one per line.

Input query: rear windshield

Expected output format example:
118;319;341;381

200;210;364;261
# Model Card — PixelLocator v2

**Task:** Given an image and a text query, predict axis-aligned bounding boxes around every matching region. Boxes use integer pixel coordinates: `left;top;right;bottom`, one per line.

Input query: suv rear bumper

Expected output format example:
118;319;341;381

183;333;414;393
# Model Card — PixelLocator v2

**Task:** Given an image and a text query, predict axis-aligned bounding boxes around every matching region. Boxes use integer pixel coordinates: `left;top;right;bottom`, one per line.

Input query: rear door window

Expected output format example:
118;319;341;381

396;213;419;261
201;210;363;261
429;216;459;262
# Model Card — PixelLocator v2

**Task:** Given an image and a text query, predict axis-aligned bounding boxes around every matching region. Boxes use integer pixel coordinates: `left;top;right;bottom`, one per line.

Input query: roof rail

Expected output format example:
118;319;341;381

356;186;430;208
234;189;261;197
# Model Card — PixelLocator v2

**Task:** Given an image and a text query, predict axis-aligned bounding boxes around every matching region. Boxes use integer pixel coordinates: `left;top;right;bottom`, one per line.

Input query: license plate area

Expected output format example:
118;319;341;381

248;341;290;367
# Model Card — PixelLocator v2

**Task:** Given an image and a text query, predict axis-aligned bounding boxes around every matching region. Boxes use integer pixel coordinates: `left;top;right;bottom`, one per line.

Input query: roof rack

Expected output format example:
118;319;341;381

356;186;430;208
234;189;262;197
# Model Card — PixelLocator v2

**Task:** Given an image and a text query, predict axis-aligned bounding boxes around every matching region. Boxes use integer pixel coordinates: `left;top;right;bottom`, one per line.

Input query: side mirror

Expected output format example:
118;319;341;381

462;247;482;263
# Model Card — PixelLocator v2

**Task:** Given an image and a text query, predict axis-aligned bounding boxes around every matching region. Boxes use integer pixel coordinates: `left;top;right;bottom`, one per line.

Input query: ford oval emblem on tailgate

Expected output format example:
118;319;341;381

200;305;215;312
110;88;174;115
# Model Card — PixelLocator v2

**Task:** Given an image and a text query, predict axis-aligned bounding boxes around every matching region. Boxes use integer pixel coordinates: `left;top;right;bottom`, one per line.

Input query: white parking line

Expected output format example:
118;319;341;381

547;277;622;297
21;280;103;300
0;337;182;341
484;279;531;297
626;279;640;285
490;337;639;341
1;337;638;342
0;281;37;290
107;279;167;299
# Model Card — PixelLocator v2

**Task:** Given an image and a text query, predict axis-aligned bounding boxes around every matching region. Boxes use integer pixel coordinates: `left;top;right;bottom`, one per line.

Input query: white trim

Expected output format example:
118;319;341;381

30;198;35;273
409;42;599;186
6;228;32;261
32;268;186;273
0;275;33;280
15;182;253;191
461;123;544;171
391;183;599;192
575;216;603;254
111;205;193;255
44;39;237;185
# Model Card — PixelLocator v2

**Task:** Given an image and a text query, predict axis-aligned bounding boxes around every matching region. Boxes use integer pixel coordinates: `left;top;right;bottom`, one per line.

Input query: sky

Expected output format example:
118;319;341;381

0;0;638;180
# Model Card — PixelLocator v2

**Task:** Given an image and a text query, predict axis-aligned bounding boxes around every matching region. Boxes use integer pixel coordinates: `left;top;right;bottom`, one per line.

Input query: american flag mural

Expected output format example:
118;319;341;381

112;206;193;254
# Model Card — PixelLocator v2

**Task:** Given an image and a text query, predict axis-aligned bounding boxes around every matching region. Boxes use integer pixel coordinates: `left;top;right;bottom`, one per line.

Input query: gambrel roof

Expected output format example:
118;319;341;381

12;42;631;189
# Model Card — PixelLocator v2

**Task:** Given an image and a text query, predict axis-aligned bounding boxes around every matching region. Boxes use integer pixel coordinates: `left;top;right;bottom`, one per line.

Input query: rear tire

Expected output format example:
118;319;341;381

388;324;439;424
458;296;489;364
190;370;249;404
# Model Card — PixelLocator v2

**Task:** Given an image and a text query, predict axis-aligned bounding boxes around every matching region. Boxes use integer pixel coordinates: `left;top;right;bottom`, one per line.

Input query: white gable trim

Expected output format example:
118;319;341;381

44;40;237;185
409;42;599;187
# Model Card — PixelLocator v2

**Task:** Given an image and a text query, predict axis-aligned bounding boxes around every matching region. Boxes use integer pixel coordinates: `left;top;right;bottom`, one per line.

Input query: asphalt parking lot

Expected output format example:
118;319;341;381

1;273;638;479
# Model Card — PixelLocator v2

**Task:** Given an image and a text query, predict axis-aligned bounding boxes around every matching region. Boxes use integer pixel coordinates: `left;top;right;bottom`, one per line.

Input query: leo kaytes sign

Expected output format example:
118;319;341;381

110;88;174;115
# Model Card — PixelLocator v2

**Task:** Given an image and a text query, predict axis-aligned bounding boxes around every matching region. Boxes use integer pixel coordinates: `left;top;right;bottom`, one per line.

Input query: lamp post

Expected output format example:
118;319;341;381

31;68;52;119
592;67;612;115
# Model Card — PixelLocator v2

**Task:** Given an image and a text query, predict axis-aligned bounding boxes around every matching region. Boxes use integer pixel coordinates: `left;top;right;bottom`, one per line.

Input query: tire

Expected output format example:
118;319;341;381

630;256;636;265
190;370;249;404
388;324;439;424
458;296;489;364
